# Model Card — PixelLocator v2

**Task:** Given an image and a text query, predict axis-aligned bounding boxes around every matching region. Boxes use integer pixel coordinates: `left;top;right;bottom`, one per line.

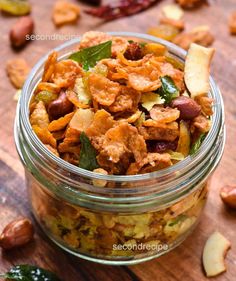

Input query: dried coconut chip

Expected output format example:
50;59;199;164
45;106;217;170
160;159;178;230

162;4;184;21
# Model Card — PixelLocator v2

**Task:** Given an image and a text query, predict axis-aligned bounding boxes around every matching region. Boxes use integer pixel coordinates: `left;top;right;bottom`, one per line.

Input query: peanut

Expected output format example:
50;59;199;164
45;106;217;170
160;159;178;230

0;218;34;249
171;96;201;119
48;91;74;120
220;185;236;209
10;16;34;48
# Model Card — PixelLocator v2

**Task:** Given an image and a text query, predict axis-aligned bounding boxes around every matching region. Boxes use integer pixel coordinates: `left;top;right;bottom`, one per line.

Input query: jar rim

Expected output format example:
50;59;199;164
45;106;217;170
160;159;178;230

18;32;224;183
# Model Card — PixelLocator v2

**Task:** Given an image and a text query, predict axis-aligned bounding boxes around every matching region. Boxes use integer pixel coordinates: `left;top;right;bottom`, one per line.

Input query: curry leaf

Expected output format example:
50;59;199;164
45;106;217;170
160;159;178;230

79;132;98;171
2;264;61;281
69;40;112;71
190;133;206;155
158;76;179;104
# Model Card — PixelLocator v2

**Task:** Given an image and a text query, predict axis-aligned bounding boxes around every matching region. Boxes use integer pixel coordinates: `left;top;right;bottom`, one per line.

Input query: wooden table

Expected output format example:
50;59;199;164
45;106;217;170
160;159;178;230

0;0;236;280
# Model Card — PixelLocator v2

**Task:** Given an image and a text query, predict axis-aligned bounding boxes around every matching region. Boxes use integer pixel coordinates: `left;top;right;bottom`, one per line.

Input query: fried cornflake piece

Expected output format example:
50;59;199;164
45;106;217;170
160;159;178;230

52;129;65;141
117;52;147;67
52;60;82;88
108;86;141;113
66;90;90;109
160;17;185;31
79;31;112;49
111;37;129;56
229;11;236;35
61;152;79;165
30;101;49;129
176;120;190;157
128;64;162;92
160;62;184;91
118;110;142;124
45;144;59;157
92;168;108;187
6;58;30;89
193;115;211;133
143;43;167;56
42;51;58;82
195;94;213;116
58;142;80;154
52;0;80;27
48;112;74;132
148;24;180;41
59;127;80;148
86;109;116;150
139;122;179;141
36;82;60;94
173;26;214;50
127;153;172;175
99;122;147;164
32;125;57;148
162;4;184;21
88;73;120;106
149;106;180;123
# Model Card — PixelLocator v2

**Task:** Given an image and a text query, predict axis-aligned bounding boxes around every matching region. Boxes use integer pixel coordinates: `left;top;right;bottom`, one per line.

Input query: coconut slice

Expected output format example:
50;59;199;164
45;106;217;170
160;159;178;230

184;43;215;98
202;231;231;277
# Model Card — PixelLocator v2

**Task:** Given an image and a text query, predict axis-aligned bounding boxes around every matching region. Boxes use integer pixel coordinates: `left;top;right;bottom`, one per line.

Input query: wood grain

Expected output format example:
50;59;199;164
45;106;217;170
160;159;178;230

0;0;236;280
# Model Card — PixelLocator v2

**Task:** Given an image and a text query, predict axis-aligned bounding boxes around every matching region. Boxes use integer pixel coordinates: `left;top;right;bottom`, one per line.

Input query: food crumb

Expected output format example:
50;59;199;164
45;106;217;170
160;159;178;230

52;1;80;27
6;58;30;89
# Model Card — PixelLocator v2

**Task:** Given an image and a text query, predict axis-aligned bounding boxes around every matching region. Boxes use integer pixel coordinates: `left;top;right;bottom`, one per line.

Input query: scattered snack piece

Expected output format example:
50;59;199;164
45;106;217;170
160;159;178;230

229;11;236;35
52;0;80;27
160;17;185;31
162;4;184;20
176;0;204;9
10;16;34;48
0;0;31;15
6;58;30;89
184;43;215;98
203;231;231;277
220;185;236;209
173;26;214;50
0;218;34;250
148;24;180;41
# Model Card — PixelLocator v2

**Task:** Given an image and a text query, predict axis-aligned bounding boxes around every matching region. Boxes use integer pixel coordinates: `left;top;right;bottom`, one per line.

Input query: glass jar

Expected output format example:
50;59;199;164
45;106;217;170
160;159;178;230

14;32;225;265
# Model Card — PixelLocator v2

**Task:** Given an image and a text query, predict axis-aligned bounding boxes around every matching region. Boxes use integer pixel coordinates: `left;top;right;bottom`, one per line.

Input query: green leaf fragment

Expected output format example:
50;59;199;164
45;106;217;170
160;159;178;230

158;76;179;104
79;132;98;171
69;40;112;71
3;264;61;281
190;133;207;155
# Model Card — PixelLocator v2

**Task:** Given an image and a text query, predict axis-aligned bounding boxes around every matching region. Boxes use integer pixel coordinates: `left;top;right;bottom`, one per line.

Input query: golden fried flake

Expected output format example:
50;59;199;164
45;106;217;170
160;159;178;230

48;112;74;132
160;62;184;90
86;109;116;150
108;86;141;113
32;125;57;148
111;37;129;56
79;31;112;49
36;82;60;94
52;60;82;88
128;64;162;92
149;106;180;123
66;90;90;109
195;94;213;116
6;58;30;89
127;153;172;175
118;110;142;124
99;122;147;164
139;122;179;141
52;1;80;27
88;73;120;106
193;115;211;133
30;101;49;129
42;51;58;82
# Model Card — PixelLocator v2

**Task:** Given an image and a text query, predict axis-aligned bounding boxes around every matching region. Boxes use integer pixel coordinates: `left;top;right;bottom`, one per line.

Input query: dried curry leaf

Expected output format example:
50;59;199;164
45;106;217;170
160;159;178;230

79;132;99;171
69;41;112;71
158;76;179;104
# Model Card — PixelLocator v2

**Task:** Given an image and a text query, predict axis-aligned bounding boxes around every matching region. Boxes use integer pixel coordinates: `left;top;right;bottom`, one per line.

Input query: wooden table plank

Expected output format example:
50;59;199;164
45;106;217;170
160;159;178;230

0;0;236;280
